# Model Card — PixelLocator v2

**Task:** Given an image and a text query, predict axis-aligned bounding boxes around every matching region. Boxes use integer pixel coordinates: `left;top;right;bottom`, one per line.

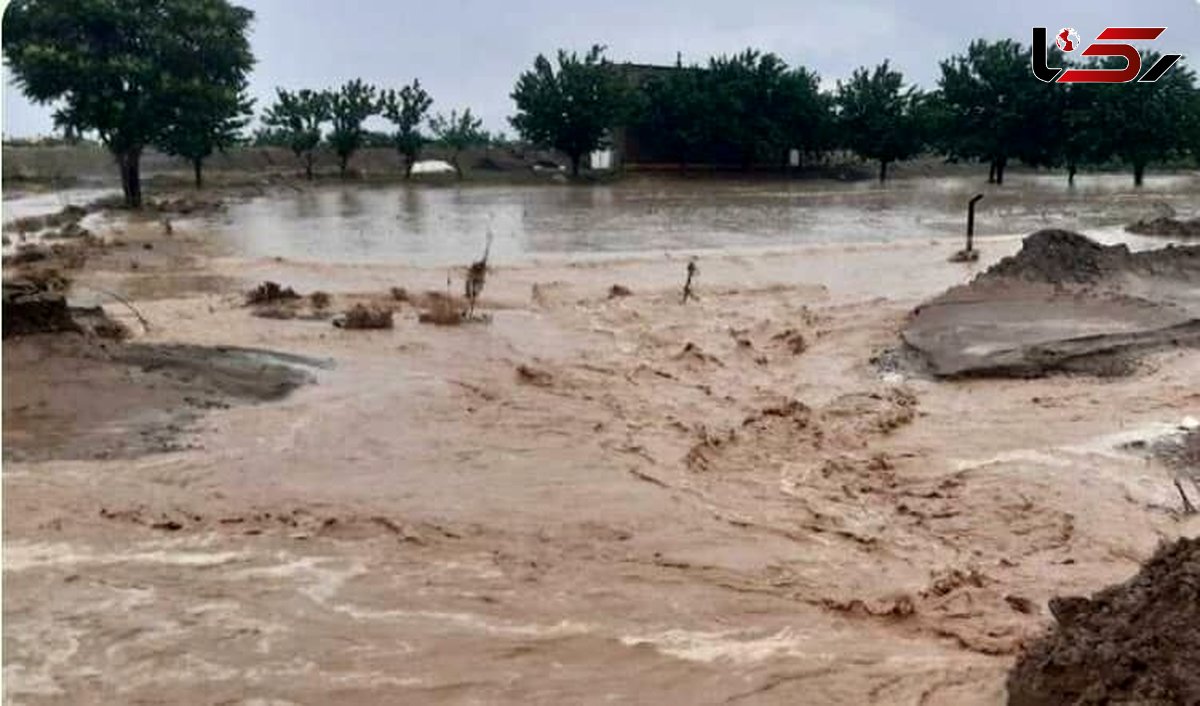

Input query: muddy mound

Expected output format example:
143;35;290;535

3;338;329;461
1128;216;1200;238
3;280;79;337
903;231;1200;378
1007;537;1200;706
980;229;1200;286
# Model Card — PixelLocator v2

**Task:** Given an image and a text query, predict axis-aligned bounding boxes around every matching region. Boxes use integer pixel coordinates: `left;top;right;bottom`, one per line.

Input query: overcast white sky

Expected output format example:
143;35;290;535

3;0;1199;138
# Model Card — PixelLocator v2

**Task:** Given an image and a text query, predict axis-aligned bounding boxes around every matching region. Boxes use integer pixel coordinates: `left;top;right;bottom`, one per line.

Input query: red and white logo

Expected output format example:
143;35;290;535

1032;27;1183;83
1055;28;1081;52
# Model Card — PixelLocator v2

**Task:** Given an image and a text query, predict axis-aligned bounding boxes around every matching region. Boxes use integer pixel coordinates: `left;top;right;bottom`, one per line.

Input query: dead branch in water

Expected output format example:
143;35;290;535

78;284;151;333
681;259;698;304
465;231;493;317
1175;479;1197;515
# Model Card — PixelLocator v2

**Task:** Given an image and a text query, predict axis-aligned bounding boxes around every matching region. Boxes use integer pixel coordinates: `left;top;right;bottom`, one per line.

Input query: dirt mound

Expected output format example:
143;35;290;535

980;229;1200;286
1128;216;1200;238
3;280;79;337
3;338;328;461
3;279;131;339
903;231;1200;378
1007;537;1200;706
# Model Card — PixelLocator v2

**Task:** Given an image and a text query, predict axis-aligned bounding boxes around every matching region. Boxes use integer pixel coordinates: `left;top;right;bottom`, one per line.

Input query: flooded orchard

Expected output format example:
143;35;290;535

4;174;1200;705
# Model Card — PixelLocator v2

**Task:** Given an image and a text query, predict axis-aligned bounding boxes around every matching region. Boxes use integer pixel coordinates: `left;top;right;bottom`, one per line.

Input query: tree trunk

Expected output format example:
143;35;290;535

339;154;348;178
995;156;1007;185
1133;161;1145;187
570;153;581;178
115;148;144;209
403;154;414;179
193;158;203;189
452;153;462;180
1067;162;1077;186
987;160;996;184
304;152;314;180
878;160;889;183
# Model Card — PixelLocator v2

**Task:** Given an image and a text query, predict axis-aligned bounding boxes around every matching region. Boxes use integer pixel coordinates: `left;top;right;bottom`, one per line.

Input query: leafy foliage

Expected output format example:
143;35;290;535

935;39;1038;184
510;45;631;176
326;79;380;176
835;61;925;181
157;81;253;187
381;80;433;178
2;0;255;206
1094;52;1198;185
429;108;486;177
262;88;331;179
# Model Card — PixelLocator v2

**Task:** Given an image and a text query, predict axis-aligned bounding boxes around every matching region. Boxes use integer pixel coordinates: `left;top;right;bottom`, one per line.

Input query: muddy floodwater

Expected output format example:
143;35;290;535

4;172;1200;705
207;173;1200;264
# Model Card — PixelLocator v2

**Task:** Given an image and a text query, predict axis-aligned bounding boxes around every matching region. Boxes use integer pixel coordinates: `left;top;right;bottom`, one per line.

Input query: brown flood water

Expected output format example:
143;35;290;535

3;173;1200;705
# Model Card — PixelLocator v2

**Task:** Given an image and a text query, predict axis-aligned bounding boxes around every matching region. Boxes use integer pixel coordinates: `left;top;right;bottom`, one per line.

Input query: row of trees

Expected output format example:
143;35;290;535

508;43;1200;185
4;0;1199;207
257;81;489;180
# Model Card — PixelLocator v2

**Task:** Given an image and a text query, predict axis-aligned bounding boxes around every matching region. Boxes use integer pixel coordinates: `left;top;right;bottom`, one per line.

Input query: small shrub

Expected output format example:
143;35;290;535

337;303;393;329
246;281;300;305
417;294;463;326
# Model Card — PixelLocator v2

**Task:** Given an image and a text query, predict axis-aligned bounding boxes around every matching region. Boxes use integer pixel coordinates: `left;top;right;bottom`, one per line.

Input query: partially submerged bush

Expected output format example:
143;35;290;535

310;291;331;309
335;303;393;329
246;281;300;305
417;293;463;326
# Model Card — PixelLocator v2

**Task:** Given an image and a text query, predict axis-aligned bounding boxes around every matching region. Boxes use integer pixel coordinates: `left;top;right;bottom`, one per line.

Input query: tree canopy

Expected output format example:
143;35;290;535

381;80;433;178
835;61;925;182
262;88;331;179
510;45;631;176
430;108;487;178
327;79;381;177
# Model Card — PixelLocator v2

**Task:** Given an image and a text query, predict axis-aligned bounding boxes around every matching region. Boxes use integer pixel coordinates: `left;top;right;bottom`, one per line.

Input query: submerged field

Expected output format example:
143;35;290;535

3;173;1199;704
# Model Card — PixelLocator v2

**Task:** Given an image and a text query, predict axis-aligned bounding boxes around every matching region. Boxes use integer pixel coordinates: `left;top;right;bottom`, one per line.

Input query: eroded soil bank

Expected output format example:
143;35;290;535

3;185;1199;705
903;230;1200;377
1008;537;1200;705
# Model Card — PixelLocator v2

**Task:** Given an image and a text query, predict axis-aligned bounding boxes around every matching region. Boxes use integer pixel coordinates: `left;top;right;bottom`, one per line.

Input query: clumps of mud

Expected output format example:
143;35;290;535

334;304;393;330
1007;537;1200;706
96;504;463;544
903;230;1200;378
3;279;128;340
1127;216;1200;238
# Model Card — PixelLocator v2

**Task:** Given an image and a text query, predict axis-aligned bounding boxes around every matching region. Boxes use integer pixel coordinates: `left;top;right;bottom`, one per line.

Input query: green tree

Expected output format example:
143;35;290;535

1097;51;1198;186
638;65;712;170
777;66;833;169
326;79;380;177
381;80;433;178
836;61;925;182
510;45;631;177
429;108;486;178
2;0;254;208
157;82;253;188
262;88;331;180
698;50;829;170
937;39;1040;184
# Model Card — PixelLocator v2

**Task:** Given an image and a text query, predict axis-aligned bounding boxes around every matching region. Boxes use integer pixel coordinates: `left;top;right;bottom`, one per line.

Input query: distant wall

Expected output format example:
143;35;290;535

2;144;561;183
